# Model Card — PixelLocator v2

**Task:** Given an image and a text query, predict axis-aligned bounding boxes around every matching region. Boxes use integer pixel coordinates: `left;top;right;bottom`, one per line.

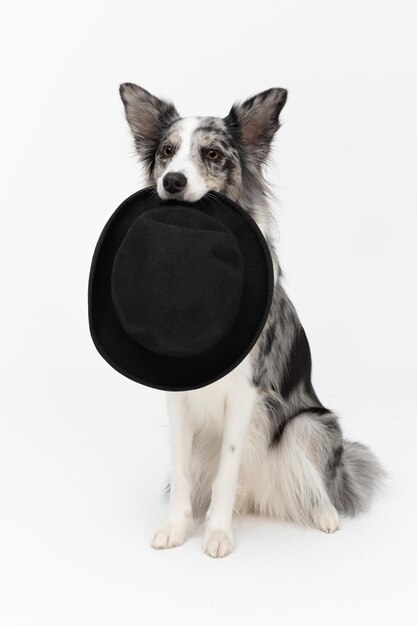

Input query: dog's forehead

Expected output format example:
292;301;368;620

165;116;229;146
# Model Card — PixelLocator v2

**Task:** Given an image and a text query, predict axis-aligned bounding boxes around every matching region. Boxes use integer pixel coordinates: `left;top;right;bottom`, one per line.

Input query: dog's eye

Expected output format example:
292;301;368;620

161;145;173;158
206;148;222;161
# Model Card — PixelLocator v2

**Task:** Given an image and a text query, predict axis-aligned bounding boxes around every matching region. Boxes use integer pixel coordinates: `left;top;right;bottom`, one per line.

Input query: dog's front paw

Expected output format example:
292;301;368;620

203;527;234;558
151;521;187;550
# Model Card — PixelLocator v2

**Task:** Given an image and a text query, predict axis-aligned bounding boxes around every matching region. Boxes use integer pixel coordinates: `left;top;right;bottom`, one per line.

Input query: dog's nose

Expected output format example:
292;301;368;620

163;172;187;194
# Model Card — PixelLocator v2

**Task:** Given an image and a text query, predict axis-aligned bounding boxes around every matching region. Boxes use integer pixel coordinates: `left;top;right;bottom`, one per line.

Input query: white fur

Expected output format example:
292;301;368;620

151;393;193;549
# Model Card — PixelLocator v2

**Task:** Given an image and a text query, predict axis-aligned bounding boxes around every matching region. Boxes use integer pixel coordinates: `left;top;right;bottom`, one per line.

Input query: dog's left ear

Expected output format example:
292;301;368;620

224;88;287;161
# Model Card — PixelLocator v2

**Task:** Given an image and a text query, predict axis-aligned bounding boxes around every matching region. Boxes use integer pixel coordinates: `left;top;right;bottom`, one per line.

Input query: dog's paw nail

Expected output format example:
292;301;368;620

203;528;234;558
151;522;186;549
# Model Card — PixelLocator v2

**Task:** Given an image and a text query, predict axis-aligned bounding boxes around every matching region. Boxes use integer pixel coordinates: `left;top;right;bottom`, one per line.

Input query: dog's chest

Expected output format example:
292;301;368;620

185;356;253;431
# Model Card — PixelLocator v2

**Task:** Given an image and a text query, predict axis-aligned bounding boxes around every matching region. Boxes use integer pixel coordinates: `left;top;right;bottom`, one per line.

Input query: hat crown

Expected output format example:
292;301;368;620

111;207;244;357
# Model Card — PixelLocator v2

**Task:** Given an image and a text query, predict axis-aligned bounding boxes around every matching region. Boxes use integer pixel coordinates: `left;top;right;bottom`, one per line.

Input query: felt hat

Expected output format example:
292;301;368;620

88;187;273;391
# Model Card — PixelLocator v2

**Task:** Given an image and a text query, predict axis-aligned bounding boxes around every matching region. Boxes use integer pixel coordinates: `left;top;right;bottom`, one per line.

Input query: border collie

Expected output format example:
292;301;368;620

119;83;385;557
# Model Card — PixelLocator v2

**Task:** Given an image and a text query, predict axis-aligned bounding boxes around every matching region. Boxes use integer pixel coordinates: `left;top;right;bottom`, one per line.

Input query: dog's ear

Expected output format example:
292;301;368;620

119;83;180;162
224;88;287;162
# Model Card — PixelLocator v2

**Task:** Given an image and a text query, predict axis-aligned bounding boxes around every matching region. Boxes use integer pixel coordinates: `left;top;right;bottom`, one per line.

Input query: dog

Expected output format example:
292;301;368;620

119;83;385;557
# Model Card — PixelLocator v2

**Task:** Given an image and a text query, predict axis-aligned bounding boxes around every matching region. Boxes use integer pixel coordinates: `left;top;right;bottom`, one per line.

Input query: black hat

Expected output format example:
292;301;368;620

88;187;273;391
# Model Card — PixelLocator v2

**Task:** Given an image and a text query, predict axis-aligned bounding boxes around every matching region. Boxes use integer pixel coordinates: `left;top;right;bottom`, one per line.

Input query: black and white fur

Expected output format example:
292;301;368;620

120;83;385;558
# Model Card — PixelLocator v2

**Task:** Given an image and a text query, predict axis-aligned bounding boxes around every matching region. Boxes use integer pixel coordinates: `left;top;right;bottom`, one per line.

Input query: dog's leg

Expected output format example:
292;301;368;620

151;393;193;549
203;377;257;558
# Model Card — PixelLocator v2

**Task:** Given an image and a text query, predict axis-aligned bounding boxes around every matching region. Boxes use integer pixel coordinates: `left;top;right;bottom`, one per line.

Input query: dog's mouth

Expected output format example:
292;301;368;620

158;189;186;201
157;189;208;204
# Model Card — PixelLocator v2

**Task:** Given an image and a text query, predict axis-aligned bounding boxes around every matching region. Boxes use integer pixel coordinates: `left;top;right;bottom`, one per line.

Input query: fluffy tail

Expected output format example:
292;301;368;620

329;440;386;516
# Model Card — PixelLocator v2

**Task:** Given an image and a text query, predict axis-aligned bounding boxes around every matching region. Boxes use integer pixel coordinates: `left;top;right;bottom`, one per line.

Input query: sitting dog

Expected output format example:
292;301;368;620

119;83;384;557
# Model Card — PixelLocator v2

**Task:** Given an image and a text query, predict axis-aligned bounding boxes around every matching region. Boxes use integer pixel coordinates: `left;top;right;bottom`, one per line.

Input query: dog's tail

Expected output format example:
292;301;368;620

329;440;386;516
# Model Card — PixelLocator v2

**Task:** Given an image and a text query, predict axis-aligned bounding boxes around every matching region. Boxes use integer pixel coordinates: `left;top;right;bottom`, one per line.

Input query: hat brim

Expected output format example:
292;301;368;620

88;187;273;391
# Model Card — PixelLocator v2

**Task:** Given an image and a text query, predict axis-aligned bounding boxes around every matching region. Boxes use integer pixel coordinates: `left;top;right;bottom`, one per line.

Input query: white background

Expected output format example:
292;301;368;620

1;1;416;624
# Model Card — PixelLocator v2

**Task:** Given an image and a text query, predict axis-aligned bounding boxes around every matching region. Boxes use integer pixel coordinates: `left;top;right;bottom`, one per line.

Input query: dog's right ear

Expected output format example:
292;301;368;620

119;83;180;162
